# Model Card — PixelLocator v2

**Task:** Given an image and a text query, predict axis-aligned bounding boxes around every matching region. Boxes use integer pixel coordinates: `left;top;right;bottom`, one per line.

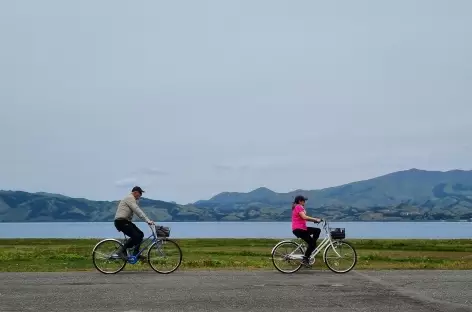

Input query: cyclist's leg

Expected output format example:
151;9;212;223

114;220;141;255
130;222;144;256
293;229;315;262
306;227;321;249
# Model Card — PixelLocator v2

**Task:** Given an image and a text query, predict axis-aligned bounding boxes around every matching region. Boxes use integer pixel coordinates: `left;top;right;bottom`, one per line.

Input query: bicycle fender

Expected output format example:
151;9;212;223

92;238;123;252
271;240;295;255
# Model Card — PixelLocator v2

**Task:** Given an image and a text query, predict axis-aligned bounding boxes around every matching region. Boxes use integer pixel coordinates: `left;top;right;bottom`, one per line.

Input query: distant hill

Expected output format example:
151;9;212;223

0;191;216;222
193;168;472;221
1;168;472;222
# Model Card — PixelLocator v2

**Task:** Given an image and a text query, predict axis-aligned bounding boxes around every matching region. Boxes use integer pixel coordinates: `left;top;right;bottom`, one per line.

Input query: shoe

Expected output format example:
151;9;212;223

300;258;311;268
116;248;128;261
137;255;147;261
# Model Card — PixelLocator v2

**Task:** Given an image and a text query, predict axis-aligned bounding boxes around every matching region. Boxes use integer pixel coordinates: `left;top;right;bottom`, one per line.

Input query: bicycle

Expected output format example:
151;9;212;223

92;223;183;274
271;219;357;274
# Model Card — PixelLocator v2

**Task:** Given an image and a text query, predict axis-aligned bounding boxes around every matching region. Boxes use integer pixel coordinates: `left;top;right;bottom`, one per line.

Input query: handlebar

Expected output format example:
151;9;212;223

149;223;157;237
315;219;329;230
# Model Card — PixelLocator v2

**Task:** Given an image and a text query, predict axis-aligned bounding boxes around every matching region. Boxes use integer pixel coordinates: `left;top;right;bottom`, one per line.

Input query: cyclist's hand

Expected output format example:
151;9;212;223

313;218;322;223
147;220;155;225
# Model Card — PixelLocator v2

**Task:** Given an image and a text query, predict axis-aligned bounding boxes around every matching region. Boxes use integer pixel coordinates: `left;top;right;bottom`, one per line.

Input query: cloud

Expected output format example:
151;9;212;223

114;177;138;188
138;167;169;176
214;156;297;173
213;164;233;172
213;163;252;173
114;168;166;191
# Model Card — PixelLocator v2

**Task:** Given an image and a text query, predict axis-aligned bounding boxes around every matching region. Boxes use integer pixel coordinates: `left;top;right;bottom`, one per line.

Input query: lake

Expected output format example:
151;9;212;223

0;221;471;239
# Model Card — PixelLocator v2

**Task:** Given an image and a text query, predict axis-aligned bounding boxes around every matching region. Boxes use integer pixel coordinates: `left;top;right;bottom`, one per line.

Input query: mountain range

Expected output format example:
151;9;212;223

1;168;472;222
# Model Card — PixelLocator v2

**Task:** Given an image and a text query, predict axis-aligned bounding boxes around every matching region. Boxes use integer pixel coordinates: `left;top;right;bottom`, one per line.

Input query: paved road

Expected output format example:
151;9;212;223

1;270;471;312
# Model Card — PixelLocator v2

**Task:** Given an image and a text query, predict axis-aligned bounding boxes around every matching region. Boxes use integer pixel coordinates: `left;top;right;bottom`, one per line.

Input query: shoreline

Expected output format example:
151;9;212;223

1;220;471;223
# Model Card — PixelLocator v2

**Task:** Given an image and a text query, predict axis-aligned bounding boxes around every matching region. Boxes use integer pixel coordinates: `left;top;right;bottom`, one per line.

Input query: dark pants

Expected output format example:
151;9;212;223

293;227;321;260
114;219;144;256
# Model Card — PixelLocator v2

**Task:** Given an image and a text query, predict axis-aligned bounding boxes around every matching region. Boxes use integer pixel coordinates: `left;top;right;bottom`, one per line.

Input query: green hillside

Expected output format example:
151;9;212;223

0;191;215;222
197;169;472;206
194;168;472;221
1;168;472;222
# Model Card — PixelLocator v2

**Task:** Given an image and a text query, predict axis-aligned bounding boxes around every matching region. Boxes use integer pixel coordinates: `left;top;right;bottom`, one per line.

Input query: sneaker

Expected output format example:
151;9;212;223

300;258;311;268
137;255;147;261
116;249;128;261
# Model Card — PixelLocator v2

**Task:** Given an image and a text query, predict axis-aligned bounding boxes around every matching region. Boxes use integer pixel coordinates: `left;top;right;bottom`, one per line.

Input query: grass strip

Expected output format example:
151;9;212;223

0;238;471;272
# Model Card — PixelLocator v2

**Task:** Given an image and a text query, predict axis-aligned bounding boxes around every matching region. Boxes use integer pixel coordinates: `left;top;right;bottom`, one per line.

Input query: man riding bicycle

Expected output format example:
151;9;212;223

114;186;155;260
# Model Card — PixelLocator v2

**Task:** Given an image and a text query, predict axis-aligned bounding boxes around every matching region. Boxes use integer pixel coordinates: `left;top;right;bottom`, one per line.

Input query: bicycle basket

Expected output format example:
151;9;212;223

329;227;345;240
155;225;171;237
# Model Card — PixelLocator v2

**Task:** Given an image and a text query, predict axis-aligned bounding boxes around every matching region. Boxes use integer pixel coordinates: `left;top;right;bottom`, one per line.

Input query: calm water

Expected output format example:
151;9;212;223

0;221;471;239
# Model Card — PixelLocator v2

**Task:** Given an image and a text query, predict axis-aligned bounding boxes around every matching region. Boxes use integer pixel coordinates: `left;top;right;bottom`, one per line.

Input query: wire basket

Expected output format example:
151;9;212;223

329;227;345;240
155;225;171;237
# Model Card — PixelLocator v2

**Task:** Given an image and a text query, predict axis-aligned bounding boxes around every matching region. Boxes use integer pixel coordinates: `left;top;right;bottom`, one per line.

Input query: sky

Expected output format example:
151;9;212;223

0;0;471;204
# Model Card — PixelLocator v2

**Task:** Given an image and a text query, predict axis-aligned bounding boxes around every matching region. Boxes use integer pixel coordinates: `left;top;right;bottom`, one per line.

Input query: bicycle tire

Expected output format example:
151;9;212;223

271;241;304;274
92;239;127;274
147;239;183;274
323;240;357;273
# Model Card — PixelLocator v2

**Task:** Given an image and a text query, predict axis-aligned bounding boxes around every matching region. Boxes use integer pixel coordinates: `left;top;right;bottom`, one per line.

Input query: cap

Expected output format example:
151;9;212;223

294;195;308;203
131;186;145;195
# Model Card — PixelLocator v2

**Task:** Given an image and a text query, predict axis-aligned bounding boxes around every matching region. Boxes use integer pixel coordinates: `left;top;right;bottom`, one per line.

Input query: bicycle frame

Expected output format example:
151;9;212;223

120;224;165;264
271;220;343;264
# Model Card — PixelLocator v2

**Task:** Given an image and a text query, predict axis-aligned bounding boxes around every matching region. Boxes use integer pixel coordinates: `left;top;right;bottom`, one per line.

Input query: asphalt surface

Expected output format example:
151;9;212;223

1;270;471;312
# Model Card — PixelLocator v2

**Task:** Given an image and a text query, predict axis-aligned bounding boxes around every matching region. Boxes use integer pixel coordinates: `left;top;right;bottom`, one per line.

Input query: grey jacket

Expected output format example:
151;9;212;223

114;194;151;223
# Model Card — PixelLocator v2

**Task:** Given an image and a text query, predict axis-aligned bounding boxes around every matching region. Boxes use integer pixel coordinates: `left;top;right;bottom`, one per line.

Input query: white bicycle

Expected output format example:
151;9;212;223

271;219;357;274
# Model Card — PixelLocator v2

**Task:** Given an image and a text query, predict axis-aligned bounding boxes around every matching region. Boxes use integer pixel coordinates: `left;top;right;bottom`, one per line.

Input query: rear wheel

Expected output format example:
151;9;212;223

271;241;305;274
323;240;357;273
147;239;183;274
92;239;127;274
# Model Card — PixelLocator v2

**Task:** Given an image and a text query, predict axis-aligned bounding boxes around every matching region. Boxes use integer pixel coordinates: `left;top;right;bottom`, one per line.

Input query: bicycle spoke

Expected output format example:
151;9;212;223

271;241;304;273
92;239;127;274
324;241;357;273
147;239;182;274
94;251;114;259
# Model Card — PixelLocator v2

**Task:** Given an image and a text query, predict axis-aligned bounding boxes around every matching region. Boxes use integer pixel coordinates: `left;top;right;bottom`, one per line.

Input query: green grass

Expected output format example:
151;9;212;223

0;238;472;272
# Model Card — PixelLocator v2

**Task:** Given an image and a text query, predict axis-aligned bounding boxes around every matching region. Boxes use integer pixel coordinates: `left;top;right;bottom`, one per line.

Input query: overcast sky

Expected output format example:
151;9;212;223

0;0;471;204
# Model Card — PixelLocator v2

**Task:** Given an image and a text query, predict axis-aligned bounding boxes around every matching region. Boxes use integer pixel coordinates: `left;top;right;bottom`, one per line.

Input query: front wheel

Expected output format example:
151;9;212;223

92;239;127;274
147;239;183;274
323;240;357;273
271;241;305;274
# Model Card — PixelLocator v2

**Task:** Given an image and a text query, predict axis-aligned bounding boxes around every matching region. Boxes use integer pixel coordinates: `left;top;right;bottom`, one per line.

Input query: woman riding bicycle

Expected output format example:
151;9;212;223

291;195;322;266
